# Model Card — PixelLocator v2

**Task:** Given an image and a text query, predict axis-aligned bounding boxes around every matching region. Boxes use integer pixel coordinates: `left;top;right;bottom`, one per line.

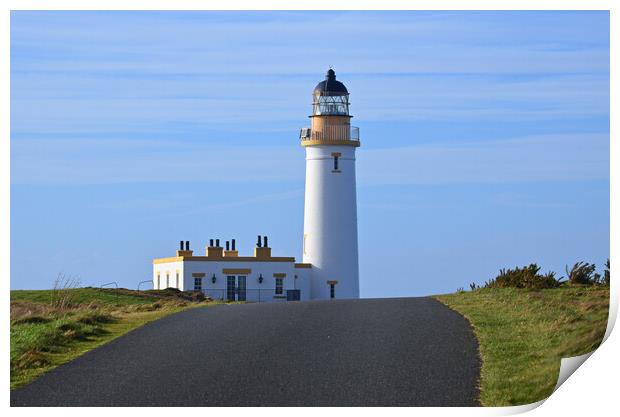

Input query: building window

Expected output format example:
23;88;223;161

176;272;179;288
330;283;336;299
275;278;283;295
333;155;339;170
157;274;160;289
166;273;170;289
194;277;202;291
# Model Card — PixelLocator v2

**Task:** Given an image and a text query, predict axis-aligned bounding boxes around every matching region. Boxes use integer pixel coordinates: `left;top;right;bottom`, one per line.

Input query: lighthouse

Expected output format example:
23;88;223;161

300;69;360;300
152;69;361;303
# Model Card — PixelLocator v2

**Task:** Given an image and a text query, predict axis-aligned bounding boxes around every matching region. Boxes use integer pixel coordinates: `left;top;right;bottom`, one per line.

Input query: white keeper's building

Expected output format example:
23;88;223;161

153;69;360;302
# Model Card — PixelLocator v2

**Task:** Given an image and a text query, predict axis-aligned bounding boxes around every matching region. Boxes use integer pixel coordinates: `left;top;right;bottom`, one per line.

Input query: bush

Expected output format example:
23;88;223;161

484;264;562;289
188;291;205;302
50;273;81;309
566;262;601;285
604;259;610;286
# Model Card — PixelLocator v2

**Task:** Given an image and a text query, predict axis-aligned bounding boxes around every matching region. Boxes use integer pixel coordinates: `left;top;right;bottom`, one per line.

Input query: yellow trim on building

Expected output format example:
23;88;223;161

153;256;296;264
294;263;312;269
223;268;251;275
153;257;183;264
192;273;206;278
327;280;338;285
273;273;286;278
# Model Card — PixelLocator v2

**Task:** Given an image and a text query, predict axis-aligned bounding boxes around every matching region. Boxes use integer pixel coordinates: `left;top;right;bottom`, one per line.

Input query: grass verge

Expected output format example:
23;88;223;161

10;287;219;390
435;286;609;406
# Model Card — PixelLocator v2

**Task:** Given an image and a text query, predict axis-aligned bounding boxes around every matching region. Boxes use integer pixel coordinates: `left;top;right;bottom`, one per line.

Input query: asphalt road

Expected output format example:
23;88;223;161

11;297;480;406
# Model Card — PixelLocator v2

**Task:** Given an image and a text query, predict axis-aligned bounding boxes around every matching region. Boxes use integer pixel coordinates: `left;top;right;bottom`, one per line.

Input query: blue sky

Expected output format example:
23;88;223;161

10;11;609;296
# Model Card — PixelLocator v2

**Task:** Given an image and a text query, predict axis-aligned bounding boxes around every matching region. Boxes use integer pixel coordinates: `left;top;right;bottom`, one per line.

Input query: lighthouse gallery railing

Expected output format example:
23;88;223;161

299;126;359;143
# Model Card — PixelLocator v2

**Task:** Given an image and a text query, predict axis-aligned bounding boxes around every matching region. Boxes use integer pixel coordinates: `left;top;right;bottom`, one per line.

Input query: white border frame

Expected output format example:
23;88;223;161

2;2;616;415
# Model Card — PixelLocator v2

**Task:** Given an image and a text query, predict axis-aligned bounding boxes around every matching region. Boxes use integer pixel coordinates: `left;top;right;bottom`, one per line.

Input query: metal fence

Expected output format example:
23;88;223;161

299;126;360;143
202;288;300;303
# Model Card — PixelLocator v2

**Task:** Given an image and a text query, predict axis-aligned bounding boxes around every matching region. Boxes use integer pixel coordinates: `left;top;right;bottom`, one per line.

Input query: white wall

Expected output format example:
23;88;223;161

173;260;302;302
303;145;359;300
294;267;312;301
153;261;184;290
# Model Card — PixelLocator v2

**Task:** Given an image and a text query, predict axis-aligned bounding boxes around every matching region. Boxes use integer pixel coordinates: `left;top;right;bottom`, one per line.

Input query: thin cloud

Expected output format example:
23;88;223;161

358;133;608;185
11;133;608;186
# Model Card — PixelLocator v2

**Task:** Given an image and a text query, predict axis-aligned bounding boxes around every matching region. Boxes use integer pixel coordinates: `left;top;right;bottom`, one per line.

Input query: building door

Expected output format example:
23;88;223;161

237;276;246;301
226;275;247;301
227;276;236;301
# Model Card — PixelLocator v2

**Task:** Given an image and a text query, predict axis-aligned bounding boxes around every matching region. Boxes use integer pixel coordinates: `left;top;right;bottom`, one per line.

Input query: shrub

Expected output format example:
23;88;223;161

604;259;610;286
188;291;205;302
484;264;562;289
50;273;81;309
566;262;601;285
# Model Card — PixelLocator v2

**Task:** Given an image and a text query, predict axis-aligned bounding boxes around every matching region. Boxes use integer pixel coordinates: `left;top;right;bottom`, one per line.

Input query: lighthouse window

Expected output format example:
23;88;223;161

313;94;349;116
330;283;336;299
194;277;202;291
275;278;283;295
333;156;339;170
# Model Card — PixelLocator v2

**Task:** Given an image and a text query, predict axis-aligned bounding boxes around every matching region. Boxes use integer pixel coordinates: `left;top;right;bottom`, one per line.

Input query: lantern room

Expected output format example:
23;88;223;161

300;68;360;147
312;69;350;116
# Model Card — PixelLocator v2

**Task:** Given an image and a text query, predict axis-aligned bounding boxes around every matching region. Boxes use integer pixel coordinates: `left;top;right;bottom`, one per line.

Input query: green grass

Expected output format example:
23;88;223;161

435;286;609;406
10;287;218;389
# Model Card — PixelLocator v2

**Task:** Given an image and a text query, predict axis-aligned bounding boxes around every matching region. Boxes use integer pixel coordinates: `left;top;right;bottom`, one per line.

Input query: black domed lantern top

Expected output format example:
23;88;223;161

313;69;349;95
312;69;350;116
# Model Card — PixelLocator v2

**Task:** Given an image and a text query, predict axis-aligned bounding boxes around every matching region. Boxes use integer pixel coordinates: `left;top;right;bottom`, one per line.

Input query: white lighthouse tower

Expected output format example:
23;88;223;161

300;69;360;300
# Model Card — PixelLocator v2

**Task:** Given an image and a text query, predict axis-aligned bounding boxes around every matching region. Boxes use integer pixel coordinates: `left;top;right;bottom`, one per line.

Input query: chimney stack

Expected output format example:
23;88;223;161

209;239;214;247
254;235;271;259
215;239;220;247
177;240;193;256
223;238;238;258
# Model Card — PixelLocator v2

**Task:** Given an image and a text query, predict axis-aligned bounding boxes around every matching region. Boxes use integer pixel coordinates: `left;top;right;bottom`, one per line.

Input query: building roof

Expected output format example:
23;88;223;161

313;69;348;95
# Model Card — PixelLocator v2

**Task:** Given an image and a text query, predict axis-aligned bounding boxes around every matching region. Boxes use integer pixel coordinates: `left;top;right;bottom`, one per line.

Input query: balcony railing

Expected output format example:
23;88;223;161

299;126;360;143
